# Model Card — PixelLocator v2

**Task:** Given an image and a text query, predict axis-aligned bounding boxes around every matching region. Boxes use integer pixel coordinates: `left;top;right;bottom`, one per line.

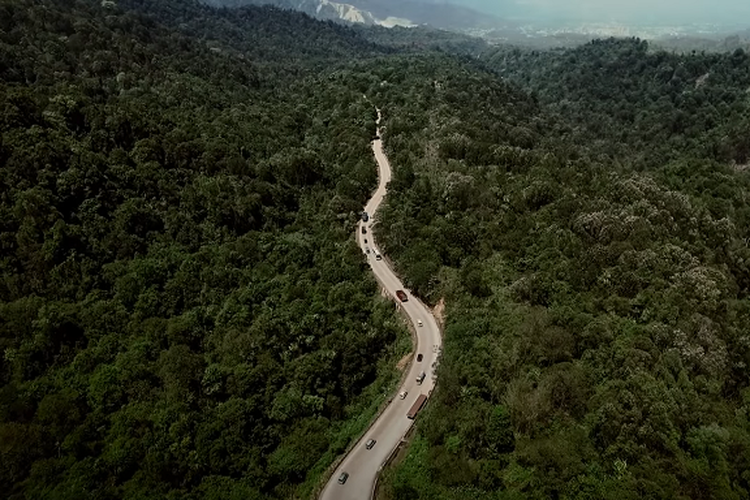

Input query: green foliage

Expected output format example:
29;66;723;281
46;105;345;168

375;39;750;500
0;0;406;498
484;38;750;168
7;1;750;498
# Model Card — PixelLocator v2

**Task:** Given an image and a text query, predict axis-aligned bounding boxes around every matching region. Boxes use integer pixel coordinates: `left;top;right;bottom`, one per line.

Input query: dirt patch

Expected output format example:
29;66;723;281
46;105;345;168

396;353;412;371
433;297;446;328
695;72;710;89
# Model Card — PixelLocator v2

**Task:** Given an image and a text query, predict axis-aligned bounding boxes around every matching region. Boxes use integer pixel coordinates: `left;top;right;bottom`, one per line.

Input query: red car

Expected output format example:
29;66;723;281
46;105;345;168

395;290;408;302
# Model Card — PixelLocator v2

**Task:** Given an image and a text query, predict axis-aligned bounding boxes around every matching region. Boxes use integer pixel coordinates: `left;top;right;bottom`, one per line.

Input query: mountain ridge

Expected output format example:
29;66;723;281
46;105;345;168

200;0;507;30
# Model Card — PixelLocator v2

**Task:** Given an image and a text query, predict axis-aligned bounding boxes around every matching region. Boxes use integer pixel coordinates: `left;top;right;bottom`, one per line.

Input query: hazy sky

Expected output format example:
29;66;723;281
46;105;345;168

455;0;750;25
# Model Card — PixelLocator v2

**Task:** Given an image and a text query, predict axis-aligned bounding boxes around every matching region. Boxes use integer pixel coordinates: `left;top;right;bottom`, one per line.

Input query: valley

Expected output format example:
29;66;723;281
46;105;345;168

1;1;750;500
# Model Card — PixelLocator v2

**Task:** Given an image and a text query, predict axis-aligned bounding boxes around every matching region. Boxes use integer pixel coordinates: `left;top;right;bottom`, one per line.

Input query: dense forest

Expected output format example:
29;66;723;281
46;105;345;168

0;1;411;498
484;38;750;168
374;39;750;499
4;1;750;499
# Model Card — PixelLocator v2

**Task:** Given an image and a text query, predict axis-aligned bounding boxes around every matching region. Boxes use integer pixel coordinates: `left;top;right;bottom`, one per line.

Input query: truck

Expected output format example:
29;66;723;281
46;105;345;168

395;290;408;302
406;394;427;420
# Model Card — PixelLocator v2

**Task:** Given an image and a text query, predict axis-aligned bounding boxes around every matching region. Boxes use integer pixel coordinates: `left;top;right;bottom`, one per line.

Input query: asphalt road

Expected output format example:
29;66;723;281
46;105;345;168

319;109;443;500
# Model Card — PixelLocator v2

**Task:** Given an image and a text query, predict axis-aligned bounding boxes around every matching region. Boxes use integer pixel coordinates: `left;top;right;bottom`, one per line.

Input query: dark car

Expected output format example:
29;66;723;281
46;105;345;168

416;353;423;362
361;226;367;234
338;472;349;484
365;439;376;450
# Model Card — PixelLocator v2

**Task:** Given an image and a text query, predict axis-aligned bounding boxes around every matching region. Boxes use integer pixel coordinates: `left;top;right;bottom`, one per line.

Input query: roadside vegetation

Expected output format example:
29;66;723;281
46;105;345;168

0;1;409;498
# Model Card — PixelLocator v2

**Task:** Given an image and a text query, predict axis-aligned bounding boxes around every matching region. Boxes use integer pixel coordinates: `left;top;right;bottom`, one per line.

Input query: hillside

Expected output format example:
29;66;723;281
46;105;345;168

4;1;750;499
0;1;404;498
483;38;750;168
374;39;750;500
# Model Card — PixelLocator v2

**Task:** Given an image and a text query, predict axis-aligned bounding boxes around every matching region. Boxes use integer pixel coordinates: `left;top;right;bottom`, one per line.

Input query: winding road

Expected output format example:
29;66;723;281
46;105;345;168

319;109;443;500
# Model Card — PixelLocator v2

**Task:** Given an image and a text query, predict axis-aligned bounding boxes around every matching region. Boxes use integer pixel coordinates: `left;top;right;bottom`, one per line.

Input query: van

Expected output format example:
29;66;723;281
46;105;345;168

416;371;426;385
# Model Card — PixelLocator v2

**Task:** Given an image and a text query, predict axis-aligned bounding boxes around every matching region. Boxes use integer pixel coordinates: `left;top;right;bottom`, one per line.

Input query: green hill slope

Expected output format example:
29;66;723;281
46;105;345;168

0;1;404;498
375;39;750;500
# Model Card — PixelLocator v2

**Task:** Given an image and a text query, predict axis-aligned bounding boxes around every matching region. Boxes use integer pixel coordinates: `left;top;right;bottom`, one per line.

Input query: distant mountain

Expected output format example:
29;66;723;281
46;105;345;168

200;0;509;30
347;0;508;29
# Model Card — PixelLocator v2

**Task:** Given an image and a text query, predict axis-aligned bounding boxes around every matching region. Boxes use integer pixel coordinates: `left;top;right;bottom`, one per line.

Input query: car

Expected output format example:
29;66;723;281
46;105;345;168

399;390;408;399
338;472;349;485
361;226;367;234
365;439;376;450
417;319;423;327
416;353;423;362
365;247;371;254
364;238;367;244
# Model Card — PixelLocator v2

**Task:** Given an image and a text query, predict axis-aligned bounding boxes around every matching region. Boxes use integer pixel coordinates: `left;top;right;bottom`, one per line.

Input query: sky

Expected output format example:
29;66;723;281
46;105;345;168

452;0;750;25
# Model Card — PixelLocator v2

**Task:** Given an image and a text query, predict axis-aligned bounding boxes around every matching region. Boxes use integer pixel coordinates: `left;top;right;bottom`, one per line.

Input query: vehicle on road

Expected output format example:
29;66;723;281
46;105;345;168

321;107;441;499
416;371;426;385
365;247;371;254
407;394;427;419
417;319;423;327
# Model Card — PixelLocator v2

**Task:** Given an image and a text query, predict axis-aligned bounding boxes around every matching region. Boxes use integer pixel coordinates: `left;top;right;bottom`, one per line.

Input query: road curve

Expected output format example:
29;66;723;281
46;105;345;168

319;109;443;500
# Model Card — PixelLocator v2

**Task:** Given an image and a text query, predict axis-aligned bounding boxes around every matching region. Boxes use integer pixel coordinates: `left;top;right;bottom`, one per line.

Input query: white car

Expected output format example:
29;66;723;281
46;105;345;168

417;319;423;327
398;390;408;400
